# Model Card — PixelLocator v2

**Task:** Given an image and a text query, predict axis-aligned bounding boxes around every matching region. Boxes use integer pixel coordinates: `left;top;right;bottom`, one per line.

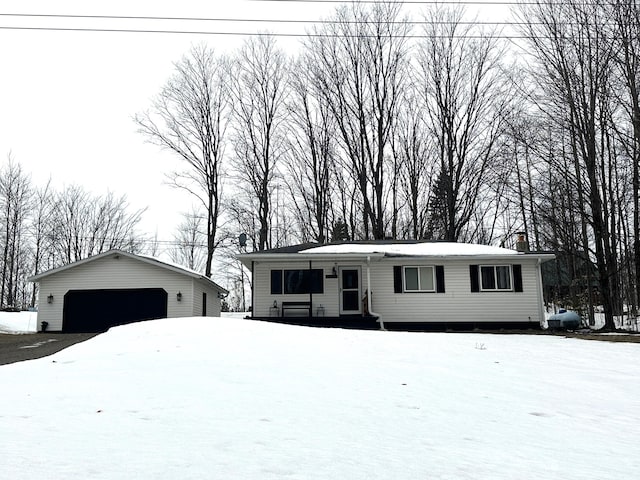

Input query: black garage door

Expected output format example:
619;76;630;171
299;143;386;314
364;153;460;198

63;288;168;332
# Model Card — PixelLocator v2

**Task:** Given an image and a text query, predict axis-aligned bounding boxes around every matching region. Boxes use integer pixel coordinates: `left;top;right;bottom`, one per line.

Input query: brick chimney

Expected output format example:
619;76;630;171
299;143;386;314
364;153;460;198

515;231;530;252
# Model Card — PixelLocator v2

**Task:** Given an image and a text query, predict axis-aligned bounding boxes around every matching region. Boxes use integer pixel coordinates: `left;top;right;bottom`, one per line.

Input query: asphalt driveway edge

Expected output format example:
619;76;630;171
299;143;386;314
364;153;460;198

0;333;101;366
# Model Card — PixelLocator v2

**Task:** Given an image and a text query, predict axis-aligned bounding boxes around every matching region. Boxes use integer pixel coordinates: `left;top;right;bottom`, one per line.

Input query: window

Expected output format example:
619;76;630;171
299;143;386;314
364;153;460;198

271;269;324;295
480;265;512;291
285;269;323;294
394;265;445;293
470;264;522;292
403;266;436;292
202;292;207;316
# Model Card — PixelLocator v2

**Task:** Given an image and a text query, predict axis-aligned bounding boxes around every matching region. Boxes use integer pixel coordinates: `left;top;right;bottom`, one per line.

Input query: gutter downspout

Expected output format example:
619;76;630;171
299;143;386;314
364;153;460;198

309;260;313;322
366;256;384;330
251;261;255;319
536;258;546;328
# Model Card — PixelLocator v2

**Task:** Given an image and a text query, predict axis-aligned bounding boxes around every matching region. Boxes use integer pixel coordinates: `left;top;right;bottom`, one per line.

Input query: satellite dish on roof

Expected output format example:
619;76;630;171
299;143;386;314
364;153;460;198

239;233;247;248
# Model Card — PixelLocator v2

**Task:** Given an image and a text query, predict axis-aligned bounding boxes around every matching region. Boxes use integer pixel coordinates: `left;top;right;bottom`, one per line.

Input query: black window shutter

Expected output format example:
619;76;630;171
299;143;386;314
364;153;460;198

470;265;479;292
513;264;523;292
436;265;445;293
393;266;403;293
270;270;282;294
310;269;324;294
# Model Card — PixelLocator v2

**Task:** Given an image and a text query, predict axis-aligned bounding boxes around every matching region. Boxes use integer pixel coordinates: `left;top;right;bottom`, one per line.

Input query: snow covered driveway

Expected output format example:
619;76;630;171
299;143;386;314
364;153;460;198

0;332;99;365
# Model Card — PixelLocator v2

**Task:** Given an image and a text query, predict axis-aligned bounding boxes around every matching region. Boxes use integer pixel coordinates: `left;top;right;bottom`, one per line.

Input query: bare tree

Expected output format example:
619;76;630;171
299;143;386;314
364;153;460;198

393;88;434;240
304;1;411;239
88;192;145;254
610;0;640;313
29;179;55;306
229;35;289;251
283;57;338;244
51;185;144;264
0;159;146;308
0;156;31;308
52;185;89;264
170;208;207;271
417;5;511;242
136;44;229;276
517;0;621;328
223;195;260;252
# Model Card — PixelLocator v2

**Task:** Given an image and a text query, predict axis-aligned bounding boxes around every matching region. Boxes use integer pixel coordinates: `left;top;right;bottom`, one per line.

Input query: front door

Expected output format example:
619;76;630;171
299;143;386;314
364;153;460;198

339;267;361;315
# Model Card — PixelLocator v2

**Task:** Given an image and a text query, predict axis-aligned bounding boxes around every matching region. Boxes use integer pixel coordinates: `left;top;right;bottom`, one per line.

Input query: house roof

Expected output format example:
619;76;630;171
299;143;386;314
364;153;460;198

252;242;322;254
28;249;228;293
238;241;555;267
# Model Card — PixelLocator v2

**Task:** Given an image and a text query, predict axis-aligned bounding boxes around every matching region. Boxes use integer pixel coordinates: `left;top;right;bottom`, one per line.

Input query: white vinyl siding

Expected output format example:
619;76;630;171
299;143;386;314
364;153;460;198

251;257;544;325
35;254;221;331
376;259;542;324
192;279;221;317
252;261;335;317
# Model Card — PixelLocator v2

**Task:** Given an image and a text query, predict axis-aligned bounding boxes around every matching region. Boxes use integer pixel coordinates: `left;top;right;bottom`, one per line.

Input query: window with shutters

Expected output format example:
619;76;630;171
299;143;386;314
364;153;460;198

479;265;512;291
394;265;445;293
403;266;436;292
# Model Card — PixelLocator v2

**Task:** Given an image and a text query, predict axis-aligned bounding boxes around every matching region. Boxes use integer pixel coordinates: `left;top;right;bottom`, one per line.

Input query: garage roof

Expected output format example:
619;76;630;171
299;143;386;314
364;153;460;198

28;249;228;294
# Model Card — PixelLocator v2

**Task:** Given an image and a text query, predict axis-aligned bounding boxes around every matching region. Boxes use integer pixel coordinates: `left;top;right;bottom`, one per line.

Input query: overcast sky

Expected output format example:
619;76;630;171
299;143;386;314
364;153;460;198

0;0;507;244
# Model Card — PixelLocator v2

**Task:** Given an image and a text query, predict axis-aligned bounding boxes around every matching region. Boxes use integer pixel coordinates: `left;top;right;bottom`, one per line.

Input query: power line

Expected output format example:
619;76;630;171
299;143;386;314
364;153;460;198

0;3;626;39
0;27;540;39
0;24;607;39
0;12;576;26
0;13;560;39
0;13;326;23
0;12;518;25
0;26;299;36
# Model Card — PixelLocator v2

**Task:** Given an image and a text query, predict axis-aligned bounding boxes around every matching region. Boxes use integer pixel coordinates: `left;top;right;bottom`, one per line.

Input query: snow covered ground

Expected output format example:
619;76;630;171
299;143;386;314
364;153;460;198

0;311;38;333
1;313;639;479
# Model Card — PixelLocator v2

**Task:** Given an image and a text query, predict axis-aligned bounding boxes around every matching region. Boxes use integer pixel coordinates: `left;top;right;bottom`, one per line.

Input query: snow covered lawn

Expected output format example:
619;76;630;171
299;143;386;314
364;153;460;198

0;311;38;333
1;315;639;479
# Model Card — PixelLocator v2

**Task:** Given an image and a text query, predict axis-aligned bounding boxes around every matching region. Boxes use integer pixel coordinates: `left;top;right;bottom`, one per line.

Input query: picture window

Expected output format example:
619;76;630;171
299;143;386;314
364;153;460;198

271;269;324;295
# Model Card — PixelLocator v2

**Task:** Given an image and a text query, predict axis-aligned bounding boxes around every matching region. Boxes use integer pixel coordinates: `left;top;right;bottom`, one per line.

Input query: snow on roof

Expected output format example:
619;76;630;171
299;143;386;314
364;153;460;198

299;242;520;257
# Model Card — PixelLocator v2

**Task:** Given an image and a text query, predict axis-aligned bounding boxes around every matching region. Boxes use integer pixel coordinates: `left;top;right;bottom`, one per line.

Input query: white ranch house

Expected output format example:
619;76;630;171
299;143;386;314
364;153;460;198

29;250;227;332
238;241;555;330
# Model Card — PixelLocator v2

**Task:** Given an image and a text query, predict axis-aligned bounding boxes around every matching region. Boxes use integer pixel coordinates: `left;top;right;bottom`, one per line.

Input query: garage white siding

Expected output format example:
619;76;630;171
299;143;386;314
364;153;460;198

31;251;226;331
192;279;222;317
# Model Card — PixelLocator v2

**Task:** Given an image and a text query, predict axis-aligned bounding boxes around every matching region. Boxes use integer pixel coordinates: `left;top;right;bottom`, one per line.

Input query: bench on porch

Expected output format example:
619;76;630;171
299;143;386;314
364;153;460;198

281;301;312;317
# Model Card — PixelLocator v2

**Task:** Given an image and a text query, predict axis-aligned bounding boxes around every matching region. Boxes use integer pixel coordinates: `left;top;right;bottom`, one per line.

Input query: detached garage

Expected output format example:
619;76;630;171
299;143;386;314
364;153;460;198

28;250;228;332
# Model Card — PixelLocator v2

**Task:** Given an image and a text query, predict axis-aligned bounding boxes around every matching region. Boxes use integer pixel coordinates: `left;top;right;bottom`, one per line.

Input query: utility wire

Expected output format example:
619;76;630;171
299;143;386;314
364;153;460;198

0;3;624;38
0;24;604;39
0;13;581;26
0;13;559;39
0;13;522;25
